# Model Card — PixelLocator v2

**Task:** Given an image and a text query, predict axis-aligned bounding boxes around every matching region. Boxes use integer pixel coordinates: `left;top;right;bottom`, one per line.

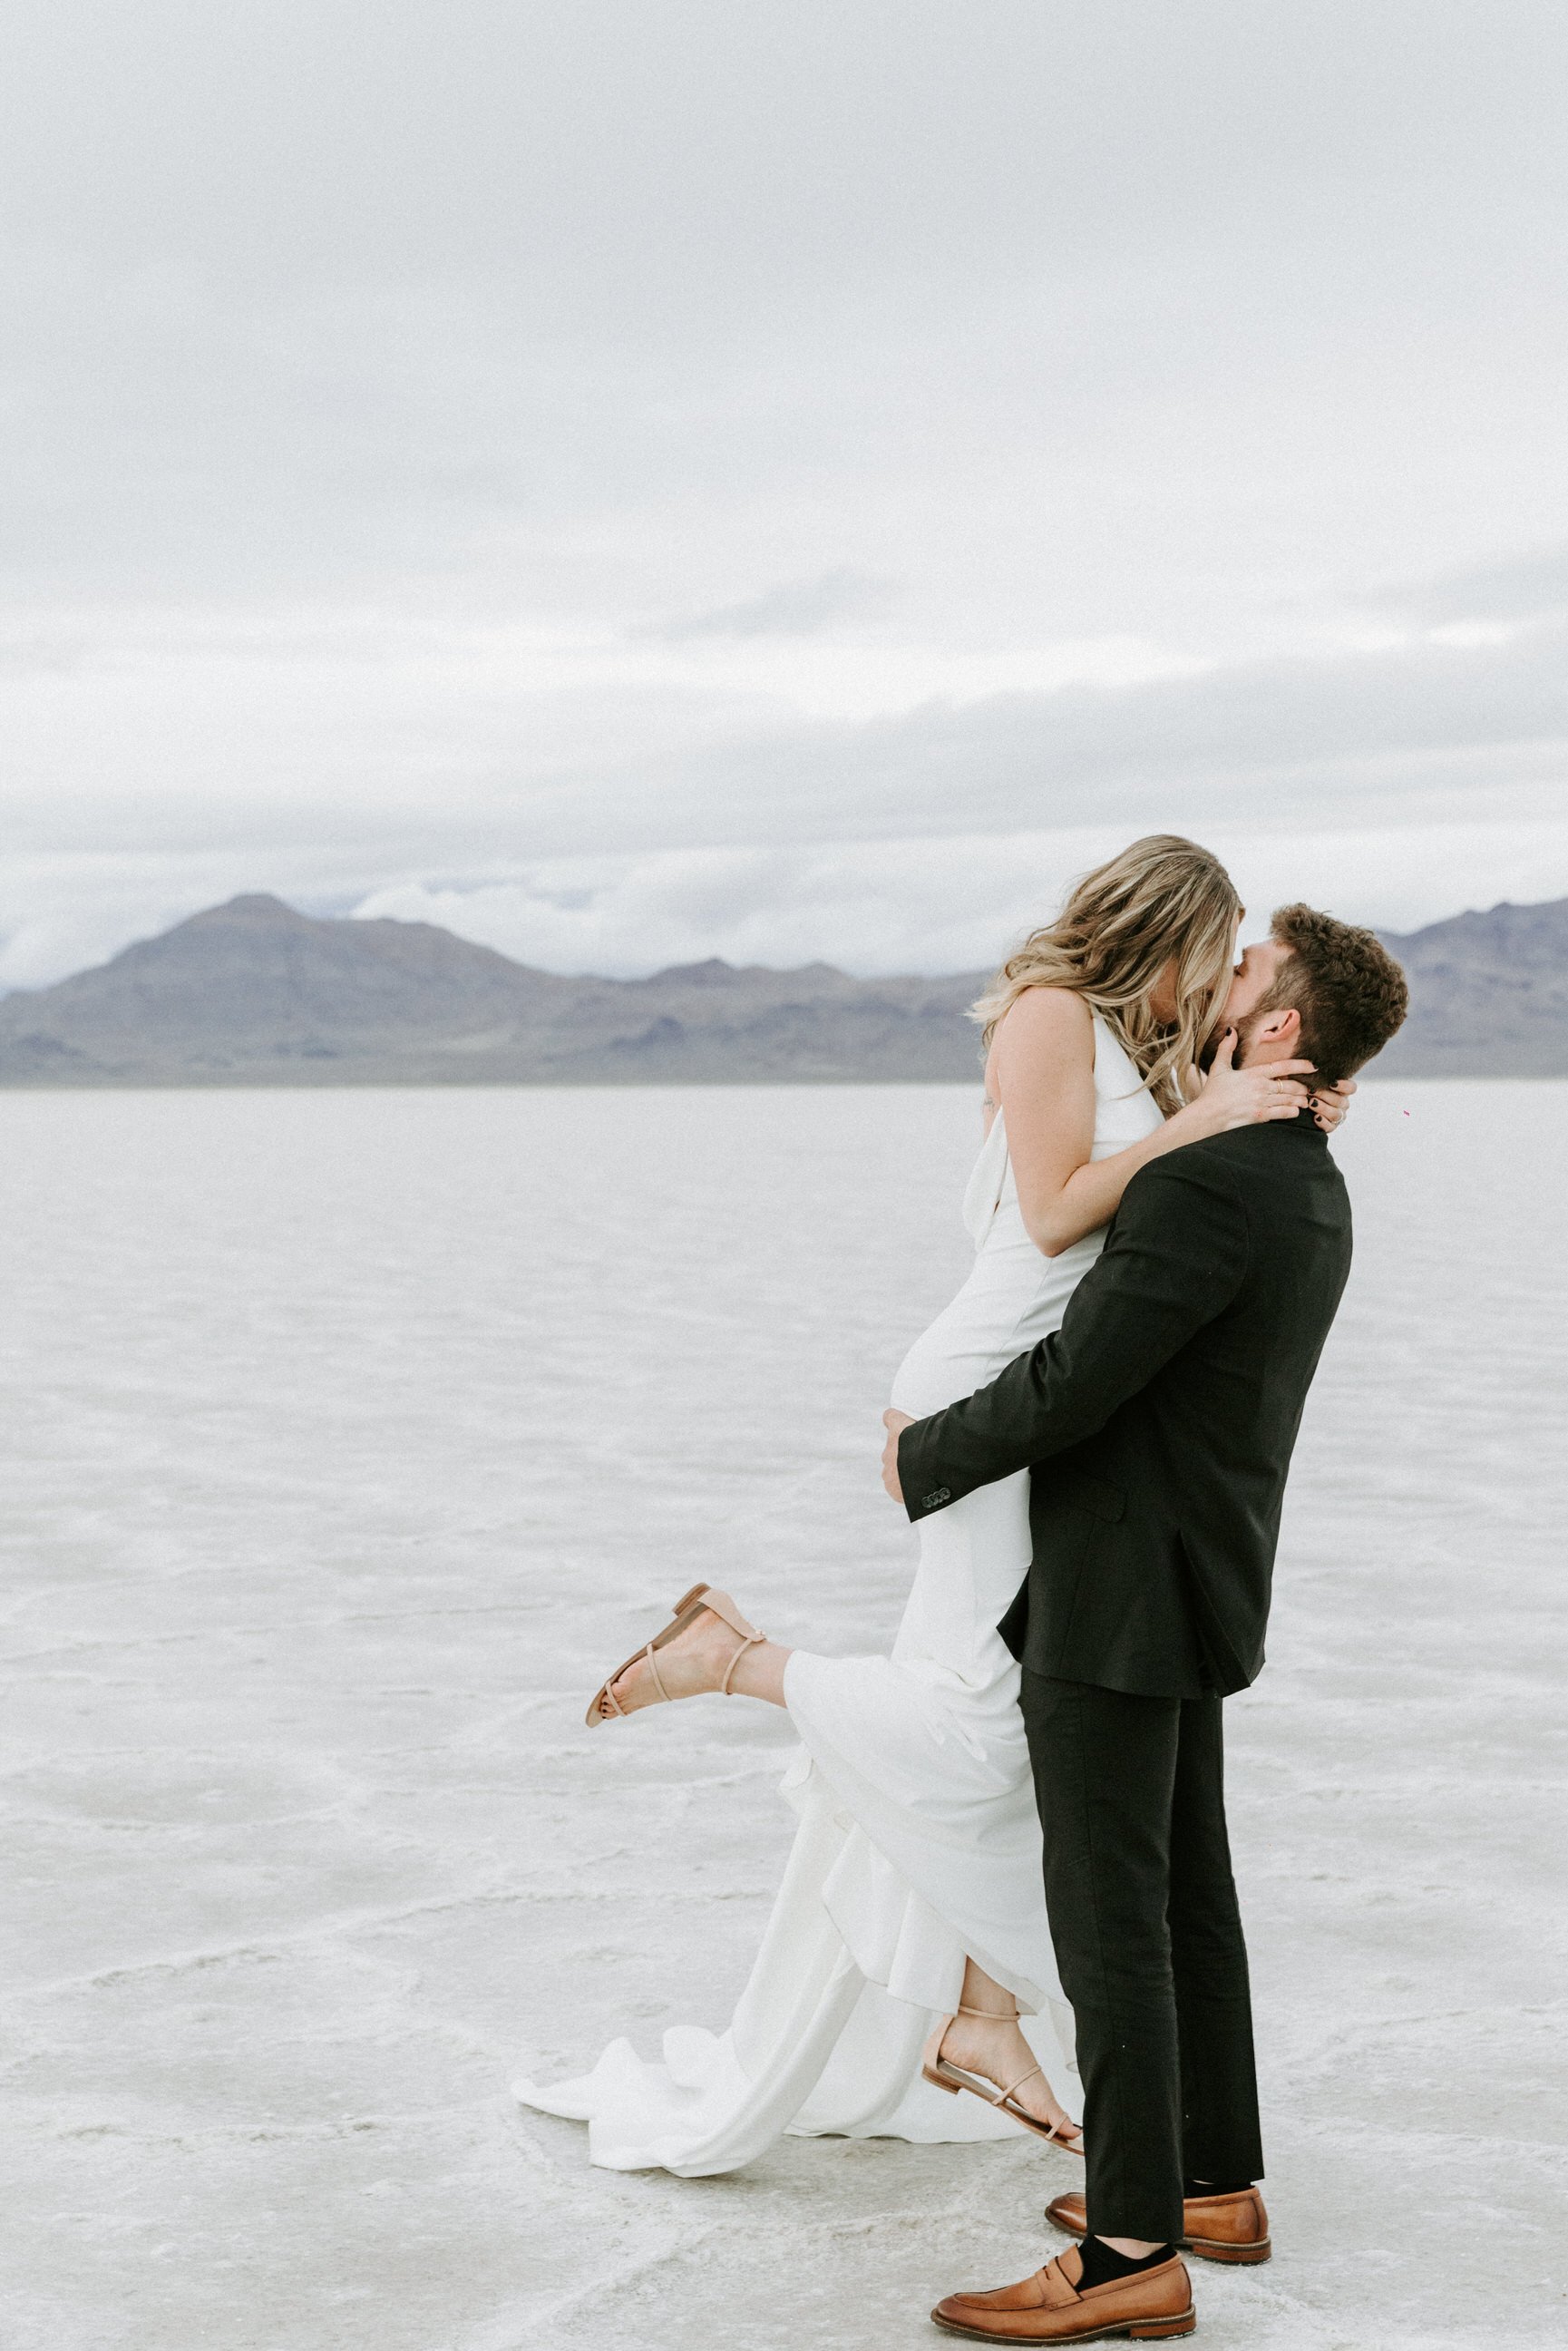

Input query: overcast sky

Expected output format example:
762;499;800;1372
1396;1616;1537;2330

5;0;1568;985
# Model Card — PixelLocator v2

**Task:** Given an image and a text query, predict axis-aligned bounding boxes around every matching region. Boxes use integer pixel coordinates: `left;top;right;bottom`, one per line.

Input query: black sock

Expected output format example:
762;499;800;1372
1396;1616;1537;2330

1076;2239;1176;2290
1182;2177;1253;2198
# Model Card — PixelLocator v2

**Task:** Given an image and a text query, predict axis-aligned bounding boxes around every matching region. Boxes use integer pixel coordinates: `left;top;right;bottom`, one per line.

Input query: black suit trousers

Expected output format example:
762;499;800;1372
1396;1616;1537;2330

1020;1670;1265;2243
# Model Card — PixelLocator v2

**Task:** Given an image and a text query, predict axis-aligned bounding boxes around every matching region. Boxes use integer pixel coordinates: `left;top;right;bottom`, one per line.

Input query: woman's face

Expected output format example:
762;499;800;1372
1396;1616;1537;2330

1147;958;1181;1024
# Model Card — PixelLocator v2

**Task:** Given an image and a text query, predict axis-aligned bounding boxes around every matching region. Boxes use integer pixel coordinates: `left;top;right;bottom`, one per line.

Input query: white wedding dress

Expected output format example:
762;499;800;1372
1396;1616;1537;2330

516;1018;1163;2174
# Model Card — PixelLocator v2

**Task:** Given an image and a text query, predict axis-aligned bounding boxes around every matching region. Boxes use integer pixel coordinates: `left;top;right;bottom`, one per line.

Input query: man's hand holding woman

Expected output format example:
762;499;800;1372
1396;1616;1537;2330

881;1409;913;1503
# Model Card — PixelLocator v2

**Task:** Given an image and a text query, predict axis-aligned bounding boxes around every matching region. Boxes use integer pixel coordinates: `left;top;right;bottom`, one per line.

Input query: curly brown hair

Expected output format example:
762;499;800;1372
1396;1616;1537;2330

1251;903;1409;1084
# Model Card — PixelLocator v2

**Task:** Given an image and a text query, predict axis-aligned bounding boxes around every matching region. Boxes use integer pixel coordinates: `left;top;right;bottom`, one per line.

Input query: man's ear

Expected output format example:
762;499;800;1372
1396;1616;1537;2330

1257;1005;1301;1049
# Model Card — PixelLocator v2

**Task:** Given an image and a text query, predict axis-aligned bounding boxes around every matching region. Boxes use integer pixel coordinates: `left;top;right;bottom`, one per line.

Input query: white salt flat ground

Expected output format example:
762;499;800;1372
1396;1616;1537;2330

1;1080;1564;2351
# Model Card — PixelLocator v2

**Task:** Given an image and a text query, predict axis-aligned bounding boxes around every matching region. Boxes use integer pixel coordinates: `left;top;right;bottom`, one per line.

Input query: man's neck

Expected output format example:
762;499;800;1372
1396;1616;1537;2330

1231;1045;1328;1140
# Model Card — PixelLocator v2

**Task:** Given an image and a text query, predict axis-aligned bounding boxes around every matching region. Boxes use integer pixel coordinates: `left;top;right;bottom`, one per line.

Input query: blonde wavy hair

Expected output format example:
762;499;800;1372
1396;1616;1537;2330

972;834;1242;1114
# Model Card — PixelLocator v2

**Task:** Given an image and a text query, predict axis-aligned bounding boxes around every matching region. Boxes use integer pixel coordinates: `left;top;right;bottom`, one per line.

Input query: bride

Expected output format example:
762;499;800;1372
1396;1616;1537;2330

516;835;1346;2176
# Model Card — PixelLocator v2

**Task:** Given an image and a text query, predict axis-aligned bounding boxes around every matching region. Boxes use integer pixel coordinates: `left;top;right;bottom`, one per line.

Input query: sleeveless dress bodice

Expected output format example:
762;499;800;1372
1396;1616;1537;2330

891;1013;1164;1422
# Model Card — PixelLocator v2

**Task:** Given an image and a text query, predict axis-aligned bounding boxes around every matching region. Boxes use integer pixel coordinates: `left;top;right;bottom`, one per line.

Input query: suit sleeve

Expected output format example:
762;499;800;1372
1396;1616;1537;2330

897;1151;1249;1522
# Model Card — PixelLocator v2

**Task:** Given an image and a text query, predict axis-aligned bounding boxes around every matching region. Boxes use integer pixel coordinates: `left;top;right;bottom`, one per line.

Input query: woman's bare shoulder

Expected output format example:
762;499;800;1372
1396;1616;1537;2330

995;985;1094;1049
988;987;1094;1107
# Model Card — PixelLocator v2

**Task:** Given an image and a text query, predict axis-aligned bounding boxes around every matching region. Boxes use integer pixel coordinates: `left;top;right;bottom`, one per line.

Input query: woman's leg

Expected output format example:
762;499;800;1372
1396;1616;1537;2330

937;1957;1083;2145
605;1624;1084;2141
605;1606;792;1714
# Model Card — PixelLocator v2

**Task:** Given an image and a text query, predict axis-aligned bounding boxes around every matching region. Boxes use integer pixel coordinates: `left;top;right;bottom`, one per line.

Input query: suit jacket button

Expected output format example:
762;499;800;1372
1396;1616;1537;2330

925;1488;950;1507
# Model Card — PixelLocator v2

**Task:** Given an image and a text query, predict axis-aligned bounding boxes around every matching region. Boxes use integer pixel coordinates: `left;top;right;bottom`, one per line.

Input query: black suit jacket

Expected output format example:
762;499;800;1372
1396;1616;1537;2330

897;1116;1352;1700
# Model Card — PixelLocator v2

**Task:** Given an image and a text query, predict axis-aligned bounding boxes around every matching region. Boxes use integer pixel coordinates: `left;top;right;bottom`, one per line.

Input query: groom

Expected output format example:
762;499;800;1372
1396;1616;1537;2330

881;904;1407;2343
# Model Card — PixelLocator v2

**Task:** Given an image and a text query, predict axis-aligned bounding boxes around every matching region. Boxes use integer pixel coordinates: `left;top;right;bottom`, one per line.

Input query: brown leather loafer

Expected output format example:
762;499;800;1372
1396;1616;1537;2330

1046;2186;1270;2266
931;2244;1194;2341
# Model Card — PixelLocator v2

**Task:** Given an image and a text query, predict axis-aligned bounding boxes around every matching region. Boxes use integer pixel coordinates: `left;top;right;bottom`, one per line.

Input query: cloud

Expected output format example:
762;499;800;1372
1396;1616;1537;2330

8;608;1568;868
1372;545;1568;629
5;609;1568;998
9;803;1568;996
4;1;1568;990
667;621;1568;850
346;817;1568;983
638;570;887;643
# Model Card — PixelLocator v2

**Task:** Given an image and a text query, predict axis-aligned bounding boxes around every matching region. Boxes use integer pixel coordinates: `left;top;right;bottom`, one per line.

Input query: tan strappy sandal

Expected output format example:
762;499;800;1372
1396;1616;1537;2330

921;2003;1086;2155
586;1582;767;1727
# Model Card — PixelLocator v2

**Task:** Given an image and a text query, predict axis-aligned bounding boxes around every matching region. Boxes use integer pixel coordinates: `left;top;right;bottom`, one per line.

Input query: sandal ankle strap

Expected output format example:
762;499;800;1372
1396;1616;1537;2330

719;1629;765;1696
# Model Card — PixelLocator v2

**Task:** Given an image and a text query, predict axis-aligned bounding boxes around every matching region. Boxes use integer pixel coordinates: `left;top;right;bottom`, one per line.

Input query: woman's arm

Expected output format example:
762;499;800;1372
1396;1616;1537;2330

989;987;1315;1258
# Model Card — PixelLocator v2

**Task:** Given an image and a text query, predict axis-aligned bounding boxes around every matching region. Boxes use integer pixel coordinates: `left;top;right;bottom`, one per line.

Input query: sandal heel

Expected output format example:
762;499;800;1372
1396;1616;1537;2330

920;2019;960;2096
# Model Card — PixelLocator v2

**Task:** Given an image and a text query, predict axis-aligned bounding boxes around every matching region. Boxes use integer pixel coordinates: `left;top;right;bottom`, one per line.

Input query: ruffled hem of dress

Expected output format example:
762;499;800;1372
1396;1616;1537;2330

778;1744;1051;2019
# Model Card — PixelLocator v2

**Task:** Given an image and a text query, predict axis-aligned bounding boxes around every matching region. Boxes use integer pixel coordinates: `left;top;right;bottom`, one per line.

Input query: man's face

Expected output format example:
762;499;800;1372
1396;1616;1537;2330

1221;936;1290;1029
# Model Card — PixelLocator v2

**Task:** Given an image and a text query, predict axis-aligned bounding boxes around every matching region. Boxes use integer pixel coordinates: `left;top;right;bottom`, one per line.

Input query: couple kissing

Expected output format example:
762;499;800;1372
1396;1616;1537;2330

520;834;1409;2344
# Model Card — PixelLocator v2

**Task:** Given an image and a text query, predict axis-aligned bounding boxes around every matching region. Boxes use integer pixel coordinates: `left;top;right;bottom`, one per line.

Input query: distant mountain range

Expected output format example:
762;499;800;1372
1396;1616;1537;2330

0;896;985;1085
0;889;1563;1085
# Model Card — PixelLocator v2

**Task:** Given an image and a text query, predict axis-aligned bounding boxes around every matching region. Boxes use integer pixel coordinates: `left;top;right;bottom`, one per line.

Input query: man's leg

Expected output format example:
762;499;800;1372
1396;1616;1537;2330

1021;1668;1185;2249
1170;1693;1264;2190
